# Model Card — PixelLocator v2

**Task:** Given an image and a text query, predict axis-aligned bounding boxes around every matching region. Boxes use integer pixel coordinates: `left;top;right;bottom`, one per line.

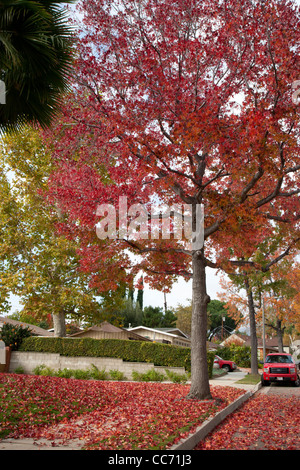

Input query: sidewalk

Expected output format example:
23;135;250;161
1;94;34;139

209;368;260;391
0;437;80;450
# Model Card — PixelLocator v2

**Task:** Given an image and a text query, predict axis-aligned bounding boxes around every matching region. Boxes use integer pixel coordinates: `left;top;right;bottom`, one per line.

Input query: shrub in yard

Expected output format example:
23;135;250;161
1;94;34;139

32;363;110;381
56;368;74;379
109;369;127;381
33;364;55;376
165;369;188;384
216;345;251;368
72;369;91;380
89;364;108;380
0;323;32;350
132;369;166;382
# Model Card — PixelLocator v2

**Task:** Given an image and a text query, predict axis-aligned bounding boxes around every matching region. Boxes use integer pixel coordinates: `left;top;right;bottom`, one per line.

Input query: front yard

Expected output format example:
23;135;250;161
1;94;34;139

0;373;245;450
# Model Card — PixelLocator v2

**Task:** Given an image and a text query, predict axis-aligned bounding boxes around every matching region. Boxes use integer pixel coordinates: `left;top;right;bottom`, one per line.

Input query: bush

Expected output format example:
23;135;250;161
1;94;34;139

72;369;91;380
20;337;192;370
89;364;108;380
132;369;166;382
33;364;54;376
216;345;251;368
165;369;189;384
20;336;216;376
109;369;126;381
0;323;32;350
56;368;74;378
32;363;109;381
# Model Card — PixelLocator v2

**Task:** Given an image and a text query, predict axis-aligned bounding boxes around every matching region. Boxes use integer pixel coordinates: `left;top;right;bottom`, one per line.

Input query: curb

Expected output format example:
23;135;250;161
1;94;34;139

170;382;261;450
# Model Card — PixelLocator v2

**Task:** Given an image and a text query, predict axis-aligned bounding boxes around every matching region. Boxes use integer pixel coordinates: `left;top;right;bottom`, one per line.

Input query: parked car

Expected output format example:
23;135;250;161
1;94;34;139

213;355;237;372
261;353;300;386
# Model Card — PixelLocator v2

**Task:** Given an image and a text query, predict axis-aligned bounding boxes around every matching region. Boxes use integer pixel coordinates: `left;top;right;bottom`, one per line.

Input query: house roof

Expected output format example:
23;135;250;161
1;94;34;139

0;316;53;336
69;321;151;341
127;325;190;339
222;332;288;349
70;321;125;337
207;341;219;350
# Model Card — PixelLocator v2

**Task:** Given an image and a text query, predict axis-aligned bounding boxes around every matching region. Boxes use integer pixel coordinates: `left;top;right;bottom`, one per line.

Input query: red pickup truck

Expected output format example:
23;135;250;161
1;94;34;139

213;355;237;372
261;353;300;386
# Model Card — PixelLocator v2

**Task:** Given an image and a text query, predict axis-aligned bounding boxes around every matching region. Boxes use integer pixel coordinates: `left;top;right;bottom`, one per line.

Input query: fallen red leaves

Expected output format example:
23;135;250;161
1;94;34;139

195;393;300;450
0;373;244;450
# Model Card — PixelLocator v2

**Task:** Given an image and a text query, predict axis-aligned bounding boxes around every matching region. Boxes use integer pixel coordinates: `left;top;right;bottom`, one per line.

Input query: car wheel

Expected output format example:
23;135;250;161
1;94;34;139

261;376;269;386
294;376;300;387
222;365;230;372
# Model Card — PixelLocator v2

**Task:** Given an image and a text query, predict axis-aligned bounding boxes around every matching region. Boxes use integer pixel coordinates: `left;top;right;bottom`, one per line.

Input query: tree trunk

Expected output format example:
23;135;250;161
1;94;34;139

187;249;212;400
52;312;66;337
276;319;284;352
265;319;285;352
245;278;259;375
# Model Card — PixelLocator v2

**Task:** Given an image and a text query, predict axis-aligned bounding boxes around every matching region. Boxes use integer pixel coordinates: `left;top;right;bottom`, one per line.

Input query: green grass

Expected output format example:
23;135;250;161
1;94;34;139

212;368;226;377
236;374;261;385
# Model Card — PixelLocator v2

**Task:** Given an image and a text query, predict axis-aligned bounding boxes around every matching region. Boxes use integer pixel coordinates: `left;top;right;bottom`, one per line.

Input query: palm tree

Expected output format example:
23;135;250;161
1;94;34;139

0;0;75;133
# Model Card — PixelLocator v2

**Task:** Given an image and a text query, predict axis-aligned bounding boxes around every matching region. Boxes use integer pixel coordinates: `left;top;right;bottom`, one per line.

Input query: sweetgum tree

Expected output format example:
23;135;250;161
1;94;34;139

45;0;300;399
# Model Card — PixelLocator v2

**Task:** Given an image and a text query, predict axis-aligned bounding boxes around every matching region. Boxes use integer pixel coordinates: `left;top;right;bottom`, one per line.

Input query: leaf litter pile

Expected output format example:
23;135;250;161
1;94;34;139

0;373;244;450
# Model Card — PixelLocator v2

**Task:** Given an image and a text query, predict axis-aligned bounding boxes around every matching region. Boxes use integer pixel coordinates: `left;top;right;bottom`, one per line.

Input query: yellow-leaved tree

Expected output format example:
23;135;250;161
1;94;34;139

0;127;127;335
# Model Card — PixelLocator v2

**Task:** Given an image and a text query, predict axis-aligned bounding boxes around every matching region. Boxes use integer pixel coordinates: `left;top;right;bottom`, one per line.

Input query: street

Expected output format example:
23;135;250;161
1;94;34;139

261;381;300;397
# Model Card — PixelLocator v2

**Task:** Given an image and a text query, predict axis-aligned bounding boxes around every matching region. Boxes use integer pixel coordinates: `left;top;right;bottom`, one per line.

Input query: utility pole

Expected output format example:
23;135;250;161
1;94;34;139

262;296;266;362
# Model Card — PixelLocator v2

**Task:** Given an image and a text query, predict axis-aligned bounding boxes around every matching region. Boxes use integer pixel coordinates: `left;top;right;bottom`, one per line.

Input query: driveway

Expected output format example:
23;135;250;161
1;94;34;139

261;381;300;397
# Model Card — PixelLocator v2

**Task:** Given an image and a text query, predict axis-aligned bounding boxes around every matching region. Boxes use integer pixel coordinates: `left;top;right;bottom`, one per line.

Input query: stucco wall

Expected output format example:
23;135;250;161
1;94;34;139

9;351;187;379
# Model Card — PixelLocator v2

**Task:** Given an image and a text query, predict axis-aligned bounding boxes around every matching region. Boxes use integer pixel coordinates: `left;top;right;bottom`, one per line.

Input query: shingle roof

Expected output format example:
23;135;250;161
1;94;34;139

0;316;53;336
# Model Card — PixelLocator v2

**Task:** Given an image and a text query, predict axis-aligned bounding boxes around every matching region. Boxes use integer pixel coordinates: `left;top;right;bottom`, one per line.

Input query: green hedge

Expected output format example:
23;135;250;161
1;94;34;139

216;345;251;368
20;336;216;376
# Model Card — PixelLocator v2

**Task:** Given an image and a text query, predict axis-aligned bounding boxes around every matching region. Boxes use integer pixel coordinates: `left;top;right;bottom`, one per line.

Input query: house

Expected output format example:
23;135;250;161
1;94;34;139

69;321;151;342
290;338;300;364
0;316;53;337
220;331;289;361
207;341;219;351
126;326;191;348
220;333;248;347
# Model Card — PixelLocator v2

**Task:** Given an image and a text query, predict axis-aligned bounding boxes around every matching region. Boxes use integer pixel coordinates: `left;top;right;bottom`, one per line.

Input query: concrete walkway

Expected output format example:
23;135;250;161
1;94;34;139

0;437;81;450
209;369;260;391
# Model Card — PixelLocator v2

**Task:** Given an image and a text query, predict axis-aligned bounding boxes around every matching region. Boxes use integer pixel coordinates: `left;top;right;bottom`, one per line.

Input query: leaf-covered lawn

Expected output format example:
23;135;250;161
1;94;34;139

0;373;244;450
195;393;300;450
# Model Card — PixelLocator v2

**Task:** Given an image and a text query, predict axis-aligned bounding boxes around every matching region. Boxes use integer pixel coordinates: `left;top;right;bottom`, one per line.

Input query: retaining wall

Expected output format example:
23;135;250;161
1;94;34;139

9;351;187;379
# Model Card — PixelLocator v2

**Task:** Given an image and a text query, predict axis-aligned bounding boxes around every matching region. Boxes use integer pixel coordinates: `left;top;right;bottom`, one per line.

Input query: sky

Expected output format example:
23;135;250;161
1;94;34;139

8;267;225;314
142;268;225;310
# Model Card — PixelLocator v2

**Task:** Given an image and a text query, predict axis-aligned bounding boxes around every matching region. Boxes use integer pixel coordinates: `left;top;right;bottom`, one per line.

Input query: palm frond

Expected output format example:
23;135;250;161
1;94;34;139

0;0;75;133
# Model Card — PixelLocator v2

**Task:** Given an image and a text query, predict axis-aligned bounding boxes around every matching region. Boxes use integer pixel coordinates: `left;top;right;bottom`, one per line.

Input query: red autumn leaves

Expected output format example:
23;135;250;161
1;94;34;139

1;374;299;450
196;393;300;451
0;373;243;449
